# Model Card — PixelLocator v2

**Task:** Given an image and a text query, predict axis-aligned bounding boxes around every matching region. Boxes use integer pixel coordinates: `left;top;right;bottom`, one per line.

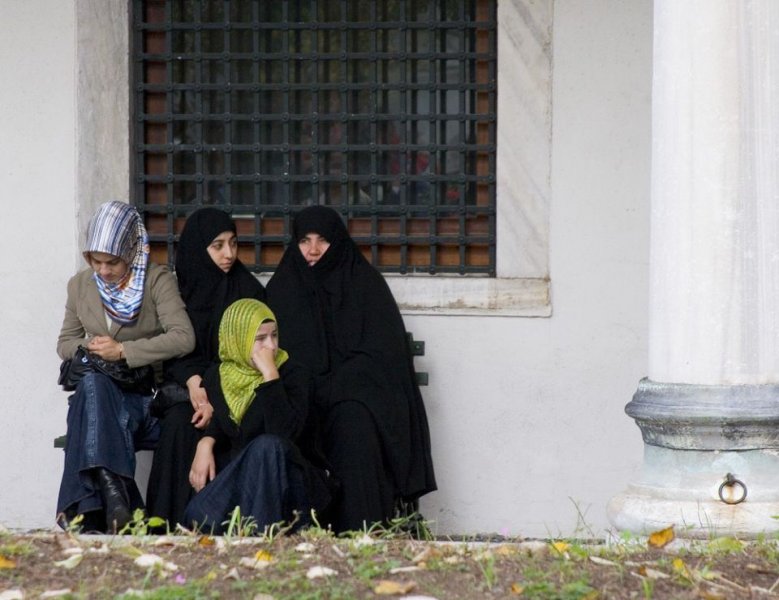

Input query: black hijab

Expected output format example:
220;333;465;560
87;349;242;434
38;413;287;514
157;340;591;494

266;205;436;500
165;208;266;386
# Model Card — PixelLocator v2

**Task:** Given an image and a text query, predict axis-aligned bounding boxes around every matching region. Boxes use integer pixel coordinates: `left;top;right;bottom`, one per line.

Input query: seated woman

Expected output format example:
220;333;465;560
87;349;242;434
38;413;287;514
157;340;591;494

183;299;332;533
146;207;265;528
56;201;195;532
266;205;437;533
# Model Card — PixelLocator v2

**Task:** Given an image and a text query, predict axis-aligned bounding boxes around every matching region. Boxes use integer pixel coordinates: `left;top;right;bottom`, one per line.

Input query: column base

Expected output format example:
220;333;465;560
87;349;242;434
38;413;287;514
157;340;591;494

610;379;779;538
608;446;779;538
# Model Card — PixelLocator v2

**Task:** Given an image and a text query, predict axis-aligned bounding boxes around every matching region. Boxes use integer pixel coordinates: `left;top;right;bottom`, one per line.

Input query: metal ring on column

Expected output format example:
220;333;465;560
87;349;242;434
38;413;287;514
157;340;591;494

718;473;747;505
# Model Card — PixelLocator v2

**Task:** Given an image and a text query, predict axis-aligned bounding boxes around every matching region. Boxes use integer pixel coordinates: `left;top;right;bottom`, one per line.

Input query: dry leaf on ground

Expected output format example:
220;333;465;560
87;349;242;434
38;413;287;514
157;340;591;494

647;525;675;548
306;565;338;579
373;579;417;595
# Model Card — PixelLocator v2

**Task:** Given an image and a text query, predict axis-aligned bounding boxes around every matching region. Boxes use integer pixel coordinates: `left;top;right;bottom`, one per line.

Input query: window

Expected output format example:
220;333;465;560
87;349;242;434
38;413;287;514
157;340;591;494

133;0;497;275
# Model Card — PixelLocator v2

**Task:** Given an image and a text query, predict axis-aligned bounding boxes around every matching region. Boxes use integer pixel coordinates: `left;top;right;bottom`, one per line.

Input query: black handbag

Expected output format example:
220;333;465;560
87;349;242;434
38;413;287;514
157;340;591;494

149;380;191;417
58;345;155;395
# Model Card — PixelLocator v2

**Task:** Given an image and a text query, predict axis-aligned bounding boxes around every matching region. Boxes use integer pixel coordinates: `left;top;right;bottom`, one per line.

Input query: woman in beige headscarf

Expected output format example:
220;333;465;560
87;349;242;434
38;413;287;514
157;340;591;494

56;201;195;533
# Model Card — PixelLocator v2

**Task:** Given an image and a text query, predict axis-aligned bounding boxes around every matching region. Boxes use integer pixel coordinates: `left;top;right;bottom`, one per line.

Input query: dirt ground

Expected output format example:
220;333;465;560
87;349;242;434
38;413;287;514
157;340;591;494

2;527;779;599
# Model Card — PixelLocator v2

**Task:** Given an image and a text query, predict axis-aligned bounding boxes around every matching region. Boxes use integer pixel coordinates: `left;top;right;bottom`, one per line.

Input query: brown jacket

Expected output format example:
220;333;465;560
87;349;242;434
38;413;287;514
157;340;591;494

57;263;195;368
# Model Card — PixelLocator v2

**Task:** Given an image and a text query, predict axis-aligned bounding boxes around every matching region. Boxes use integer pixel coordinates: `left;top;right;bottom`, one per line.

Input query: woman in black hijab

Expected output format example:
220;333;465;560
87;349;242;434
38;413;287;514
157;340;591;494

266;205;436;532
147;208;265;527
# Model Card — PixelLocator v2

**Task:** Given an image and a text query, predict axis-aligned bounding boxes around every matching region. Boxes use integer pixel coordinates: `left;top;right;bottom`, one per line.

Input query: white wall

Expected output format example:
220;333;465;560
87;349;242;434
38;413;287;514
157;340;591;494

413;0;653;537
0;1;77;527
0;0;653;538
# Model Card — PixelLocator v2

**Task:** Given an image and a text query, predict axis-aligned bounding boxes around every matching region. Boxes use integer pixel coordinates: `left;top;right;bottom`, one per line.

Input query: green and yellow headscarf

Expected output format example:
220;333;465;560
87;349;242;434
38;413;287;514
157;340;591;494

218;299;289;423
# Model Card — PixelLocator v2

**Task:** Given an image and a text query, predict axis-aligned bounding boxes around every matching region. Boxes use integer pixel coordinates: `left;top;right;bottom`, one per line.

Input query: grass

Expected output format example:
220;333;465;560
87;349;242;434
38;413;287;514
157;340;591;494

4;516;779;598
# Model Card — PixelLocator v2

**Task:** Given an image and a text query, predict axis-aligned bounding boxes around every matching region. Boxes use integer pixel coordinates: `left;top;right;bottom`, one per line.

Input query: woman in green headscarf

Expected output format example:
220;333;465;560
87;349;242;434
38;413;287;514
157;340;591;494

183;299;334;532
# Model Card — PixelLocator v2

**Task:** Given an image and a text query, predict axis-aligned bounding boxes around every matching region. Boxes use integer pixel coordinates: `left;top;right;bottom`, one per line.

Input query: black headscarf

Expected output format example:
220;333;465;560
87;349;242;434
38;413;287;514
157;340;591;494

165;208;266;386
266;205;436;500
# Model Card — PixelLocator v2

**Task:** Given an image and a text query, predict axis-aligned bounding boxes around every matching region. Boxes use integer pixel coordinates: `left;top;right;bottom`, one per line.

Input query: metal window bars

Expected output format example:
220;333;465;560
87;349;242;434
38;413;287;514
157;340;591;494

133;0;496;275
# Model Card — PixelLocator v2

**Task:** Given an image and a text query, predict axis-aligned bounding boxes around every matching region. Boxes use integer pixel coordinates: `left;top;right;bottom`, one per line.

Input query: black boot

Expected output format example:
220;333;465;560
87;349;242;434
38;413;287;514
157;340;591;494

94;468;132;533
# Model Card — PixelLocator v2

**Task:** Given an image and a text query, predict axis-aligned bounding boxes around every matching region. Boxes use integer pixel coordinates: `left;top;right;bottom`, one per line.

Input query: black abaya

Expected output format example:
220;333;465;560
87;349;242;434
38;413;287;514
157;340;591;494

146;208;265;526
265;205;436;532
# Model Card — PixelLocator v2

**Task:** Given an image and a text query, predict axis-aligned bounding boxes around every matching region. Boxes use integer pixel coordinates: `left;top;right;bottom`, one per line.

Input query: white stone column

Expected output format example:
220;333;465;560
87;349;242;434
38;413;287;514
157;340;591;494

609;0;779;537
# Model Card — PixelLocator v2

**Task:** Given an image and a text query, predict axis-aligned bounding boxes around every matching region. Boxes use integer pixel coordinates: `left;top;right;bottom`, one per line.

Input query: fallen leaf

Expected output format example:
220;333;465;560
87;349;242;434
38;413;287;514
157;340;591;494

389;566;422;574
239;556;273;570
62;547;84;556
412;547;439;564
495;544;517;556
134;553;178;571
254;549;274;562
40;590;73;599
54;553;83;569
153;536;176;547
647;525;675;548
510;582;525;595
306;565;338;579
589;556;618;567
198;535;216;547
295;542;315;553
550;541;570;555
134;554;161;568
374;580;417;595
225;567;240;580
635;565;669;580
0;556;16;569
672;558;692;580
119;545;143;559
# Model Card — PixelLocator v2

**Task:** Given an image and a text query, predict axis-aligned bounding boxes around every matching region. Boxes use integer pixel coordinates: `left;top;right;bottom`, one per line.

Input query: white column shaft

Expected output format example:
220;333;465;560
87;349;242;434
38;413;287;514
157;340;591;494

649;0;779;384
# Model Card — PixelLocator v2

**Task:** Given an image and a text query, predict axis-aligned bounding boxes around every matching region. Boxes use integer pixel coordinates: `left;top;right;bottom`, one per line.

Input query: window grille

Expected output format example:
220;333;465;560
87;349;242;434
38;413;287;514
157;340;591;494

133;0;496;275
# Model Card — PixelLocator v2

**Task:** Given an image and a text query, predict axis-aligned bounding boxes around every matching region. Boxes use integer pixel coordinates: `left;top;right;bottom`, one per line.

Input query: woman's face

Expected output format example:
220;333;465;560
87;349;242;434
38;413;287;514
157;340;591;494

88;251;128;283
252;321;279;358
298;232;331;267
207;230;238;273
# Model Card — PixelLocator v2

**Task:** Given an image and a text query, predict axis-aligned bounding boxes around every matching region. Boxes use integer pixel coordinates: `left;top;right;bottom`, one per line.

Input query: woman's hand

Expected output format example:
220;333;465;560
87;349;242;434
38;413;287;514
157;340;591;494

187;375;213;428
189;437;216;492
87;336;124;361
191;402;213;429
251;347;280;381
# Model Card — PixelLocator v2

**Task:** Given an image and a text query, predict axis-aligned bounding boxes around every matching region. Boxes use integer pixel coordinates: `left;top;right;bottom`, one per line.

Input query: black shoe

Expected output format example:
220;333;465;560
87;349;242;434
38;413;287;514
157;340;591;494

94;468;132;533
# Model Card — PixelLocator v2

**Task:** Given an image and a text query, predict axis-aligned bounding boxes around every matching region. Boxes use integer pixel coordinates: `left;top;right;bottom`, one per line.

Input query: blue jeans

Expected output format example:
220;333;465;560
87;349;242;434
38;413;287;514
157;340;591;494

184;435;310;534
56;372;159;524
